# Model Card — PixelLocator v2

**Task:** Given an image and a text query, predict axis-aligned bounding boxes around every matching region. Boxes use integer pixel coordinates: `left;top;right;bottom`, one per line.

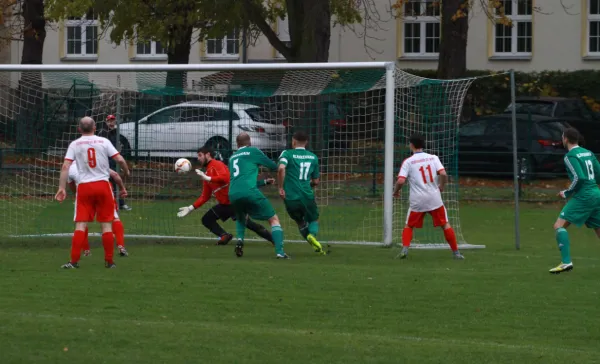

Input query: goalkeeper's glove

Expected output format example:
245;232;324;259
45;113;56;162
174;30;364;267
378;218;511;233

177;205;195;217
195;169;211;181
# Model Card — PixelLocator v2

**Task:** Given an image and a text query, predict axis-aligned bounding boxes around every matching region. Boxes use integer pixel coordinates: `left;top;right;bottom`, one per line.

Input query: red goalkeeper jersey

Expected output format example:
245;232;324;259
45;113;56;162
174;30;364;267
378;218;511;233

192;159;231;209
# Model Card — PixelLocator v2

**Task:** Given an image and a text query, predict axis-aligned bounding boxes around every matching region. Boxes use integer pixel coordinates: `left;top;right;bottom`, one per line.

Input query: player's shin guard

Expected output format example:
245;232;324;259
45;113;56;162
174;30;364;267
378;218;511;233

271;225;285;255
235;219;246;242
443;227;459;251
113;220;125;248
246;219;274;243
102;232;115;264
82;227;90;251
402;227;413;248
308;221;319;237
71;229;85;263
556;227;572;264
298;223;309;240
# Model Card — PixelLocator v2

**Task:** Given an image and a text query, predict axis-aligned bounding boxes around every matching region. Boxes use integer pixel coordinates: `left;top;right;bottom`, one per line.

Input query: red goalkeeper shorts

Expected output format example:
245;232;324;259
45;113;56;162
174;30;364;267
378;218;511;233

74;181;115;223
405;205;448;228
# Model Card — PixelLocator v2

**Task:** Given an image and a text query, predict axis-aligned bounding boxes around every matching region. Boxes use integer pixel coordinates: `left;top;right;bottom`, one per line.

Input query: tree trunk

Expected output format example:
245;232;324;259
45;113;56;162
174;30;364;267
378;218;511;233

16;0;46;151
436;0;468;79
286;0;331;62
165;25;193;90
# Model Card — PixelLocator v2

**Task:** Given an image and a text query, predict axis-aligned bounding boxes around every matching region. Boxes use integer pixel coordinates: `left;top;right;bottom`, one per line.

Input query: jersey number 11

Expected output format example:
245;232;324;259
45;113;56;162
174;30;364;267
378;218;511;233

419;165;434;184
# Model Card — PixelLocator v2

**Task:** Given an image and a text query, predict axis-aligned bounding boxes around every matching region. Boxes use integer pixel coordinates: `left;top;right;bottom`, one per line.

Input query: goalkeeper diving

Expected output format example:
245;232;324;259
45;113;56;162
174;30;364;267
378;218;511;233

277;130;326;255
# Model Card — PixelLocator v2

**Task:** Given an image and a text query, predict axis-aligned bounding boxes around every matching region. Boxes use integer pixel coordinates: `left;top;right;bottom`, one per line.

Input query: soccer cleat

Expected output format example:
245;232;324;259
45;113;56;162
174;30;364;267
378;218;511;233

61;262;79;269
307;234;325;254
234;240;244;257
398;247;409;259
276;253;291;259
83;249;91;257
118;245;128;257
549;262;573;274
217;233;233;246
105;261;117;268
453;251;465;260
121;204;132;211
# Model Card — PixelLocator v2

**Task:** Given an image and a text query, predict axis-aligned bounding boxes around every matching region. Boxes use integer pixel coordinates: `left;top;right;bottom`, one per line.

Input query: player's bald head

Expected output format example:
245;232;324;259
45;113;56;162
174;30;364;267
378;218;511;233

236;132;251;147
79;117;96;134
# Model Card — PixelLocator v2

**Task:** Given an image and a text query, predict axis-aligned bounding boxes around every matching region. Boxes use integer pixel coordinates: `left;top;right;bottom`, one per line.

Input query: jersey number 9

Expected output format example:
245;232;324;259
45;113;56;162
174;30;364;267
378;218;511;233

87;148;97;169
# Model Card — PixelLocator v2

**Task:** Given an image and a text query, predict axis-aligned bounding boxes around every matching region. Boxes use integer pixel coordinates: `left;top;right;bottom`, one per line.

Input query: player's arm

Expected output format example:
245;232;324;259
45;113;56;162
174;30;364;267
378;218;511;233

393;160;409;197
56;159;73;202
106;140;130;177
257;149;278;171
109;169;127;197
256;178;275;187
593;156;600;186
178;181;211;217
197;162;230;183
310;157;320;188
561;155;585;198
435;156;447;192
277;151;287;199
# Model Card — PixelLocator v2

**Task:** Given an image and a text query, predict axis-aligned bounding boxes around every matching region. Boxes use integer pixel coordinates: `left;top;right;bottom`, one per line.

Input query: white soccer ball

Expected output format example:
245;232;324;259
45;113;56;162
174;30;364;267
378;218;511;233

174;158;192;174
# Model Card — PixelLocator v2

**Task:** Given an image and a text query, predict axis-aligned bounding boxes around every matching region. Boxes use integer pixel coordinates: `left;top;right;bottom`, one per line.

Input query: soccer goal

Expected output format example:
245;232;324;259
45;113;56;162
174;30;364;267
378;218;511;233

0;62;484;249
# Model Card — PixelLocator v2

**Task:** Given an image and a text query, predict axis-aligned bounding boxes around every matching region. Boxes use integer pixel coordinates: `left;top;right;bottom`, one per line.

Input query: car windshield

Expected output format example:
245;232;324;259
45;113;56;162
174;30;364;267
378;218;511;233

504;101;554;117
245;107;282;124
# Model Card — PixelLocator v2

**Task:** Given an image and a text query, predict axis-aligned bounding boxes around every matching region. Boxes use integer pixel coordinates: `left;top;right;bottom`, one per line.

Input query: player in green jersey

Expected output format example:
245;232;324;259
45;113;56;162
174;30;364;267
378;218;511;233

228;133;289;259
550;127;600;274
277;130;326;255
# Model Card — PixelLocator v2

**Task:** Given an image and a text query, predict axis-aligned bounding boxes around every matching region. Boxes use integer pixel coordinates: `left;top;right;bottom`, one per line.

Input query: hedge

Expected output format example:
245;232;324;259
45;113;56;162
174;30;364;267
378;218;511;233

403;69;600;120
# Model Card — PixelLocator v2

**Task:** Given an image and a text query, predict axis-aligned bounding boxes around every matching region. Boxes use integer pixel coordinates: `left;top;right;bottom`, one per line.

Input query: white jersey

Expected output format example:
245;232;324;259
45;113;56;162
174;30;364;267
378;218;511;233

398;152;445;212
67;162;79;184
64;135;119;184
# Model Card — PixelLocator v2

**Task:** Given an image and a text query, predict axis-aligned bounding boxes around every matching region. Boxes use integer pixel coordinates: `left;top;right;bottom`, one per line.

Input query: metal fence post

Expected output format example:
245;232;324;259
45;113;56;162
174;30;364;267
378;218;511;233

510;70;520;250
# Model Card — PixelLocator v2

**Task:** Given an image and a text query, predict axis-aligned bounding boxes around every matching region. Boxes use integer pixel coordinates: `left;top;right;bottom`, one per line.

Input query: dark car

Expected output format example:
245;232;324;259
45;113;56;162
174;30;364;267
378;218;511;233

458;114;567;179
504;96;600;152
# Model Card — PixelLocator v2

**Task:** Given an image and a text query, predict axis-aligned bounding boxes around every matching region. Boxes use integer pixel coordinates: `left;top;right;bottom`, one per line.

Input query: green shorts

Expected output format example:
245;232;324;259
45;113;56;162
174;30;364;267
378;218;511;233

284;198;319;224
559;198;600;228
229;191;276;222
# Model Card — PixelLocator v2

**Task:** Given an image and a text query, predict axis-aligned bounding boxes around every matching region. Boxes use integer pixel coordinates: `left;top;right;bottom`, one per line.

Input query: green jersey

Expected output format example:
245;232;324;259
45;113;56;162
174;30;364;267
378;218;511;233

562;146;600;200
228;146;277;198
278;147;320;200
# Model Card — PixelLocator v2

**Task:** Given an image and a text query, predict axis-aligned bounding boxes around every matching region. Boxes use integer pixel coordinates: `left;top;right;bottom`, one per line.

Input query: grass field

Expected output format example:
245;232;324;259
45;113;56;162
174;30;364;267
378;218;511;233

2;201;600;363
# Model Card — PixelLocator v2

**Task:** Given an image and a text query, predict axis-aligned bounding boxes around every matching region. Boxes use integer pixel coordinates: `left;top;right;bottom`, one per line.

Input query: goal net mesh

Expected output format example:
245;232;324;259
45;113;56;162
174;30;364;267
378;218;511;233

0;67;480;248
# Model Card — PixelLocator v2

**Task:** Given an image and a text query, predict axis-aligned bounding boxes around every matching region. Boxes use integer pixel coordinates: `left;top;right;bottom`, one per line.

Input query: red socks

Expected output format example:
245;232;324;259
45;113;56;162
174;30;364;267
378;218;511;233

71;230;85;263
102;232;115;263
402;227;413;247
82;227;90;251
443;227;458;251
113;220;125;248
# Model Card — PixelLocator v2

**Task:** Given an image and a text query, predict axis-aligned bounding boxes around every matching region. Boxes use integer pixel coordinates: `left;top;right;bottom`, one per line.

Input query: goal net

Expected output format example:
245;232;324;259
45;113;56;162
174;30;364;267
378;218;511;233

0;64;484;249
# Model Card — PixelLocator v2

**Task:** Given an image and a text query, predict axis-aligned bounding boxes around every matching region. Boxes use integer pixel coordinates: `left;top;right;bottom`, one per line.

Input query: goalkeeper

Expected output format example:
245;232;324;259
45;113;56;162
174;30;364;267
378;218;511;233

277;130;326;255
177;146;274;246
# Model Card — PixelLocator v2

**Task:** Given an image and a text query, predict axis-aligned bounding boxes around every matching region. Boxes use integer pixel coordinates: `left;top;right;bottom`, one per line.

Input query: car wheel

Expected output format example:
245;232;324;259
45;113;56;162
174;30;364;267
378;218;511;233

205;137;232;162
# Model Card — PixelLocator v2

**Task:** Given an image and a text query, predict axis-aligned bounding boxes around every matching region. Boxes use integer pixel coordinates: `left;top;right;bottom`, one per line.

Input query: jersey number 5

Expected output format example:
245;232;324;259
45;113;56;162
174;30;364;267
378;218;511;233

585;160;595;180
87;148;97;169
233;159;240;177
419;165;434;184
299;162;311;180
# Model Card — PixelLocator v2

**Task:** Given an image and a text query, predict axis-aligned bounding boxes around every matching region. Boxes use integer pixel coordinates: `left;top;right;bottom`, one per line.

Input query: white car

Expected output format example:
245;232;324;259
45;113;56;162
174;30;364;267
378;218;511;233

118;101;287;159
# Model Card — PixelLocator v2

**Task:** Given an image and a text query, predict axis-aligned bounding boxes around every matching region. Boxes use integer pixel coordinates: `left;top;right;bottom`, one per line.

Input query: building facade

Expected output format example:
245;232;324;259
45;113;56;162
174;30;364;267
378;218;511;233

3;0;598;72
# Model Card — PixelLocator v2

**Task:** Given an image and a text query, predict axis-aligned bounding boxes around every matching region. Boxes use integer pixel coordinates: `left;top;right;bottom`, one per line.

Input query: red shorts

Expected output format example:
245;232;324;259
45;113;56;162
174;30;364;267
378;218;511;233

406;205;448;228
74;181;115;223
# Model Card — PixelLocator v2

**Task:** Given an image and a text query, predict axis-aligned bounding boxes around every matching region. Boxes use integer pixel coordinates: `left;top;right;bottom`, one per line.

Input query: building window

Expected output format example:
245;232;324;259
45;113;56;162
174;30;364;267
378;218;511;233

206;29;239;58
136;41;168;58
65;9;98;57
402;0;440;57
493;0;532;56
589;0;600;55
276;17;291;58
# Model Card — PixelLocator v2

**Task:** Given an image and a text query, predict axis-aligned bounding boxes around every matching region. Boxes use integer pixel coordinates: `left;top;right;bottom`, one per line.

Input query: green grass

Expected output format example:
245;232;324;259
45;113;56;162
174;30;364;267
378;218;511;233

2;202;600;363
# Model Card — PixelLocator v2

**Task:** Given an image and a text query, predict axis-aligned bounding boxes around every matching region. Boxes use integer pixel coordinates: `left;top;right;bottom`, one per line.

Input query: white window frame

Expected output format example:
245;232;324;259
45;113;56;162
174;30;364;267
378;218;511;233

402;0;440;58
64;11;99;59
492;0;533;57
588;0;600;56
276;17;291;58
205;29;239;59
135;40;168;59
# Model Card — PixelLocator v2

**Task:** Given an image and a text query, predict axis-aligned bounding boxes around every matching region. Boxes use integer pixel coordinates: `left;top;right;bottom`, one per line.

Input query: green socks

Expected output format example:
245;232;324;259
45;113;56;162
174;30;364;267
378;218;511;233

271;225;284;255
235;219;246;242
308;221;319;237
556;227;572;264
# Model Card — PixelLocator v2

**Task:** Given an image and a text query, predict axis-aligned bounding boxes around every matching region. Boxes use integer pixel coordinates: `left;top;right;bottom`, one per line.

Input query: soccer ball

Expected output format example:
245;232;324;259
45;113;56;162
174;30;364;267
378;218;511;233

174;158;191;174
